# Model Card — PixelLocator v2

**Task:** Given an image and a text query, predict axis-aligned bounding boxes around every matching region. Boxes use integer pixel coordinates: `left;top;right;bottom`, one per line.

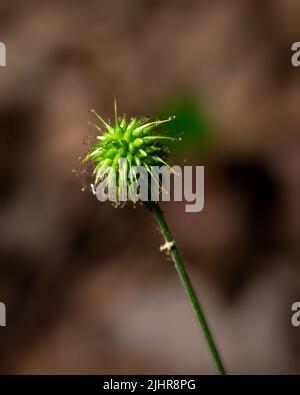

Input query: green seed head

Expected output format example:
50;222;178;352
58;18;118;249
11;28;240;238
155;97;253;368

79;97;179;204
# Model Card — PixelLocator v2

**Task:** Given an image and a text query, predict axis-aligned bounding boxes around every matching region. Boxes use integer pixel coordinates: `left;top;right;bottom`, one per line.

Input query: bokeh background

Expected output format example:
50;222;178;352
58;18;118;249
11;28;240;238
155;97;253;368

0;0;300;374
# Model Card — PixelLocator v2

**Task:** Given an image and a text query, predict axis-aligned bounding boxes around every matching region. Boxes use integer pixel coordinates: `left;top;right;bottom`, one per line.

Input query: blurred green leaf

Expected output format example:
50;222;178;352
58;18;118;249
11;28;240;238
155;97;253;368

155;96;212;154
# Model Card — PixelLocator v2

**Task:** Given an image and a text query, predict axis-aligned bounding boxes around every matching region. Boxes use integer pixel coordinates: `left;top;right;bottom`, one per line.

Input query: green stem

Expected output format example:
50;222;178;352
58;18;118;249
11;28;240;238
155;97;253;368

145;201;226;375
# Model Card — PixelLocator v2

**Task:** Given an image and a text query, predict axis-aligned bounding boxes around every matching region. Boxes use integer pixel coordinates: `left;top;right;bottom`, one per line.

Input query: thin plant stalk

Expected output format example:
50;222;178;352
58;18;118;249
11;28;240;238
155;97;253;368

146;201;226;375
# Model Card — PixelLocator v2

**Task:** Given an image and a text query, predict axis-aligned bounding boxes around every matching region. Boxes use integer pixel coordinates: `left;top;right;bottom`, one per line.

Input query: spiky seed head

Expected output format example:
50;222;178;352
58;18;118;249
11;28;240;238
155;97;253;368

79;97;178;204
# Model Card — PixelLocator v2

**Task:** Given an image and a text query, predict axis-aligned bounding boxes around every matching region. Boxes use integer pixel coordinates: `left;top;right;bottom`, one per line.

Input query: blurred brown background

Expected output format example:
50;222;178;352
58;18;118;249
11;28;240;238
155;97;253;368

0;0;300;374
